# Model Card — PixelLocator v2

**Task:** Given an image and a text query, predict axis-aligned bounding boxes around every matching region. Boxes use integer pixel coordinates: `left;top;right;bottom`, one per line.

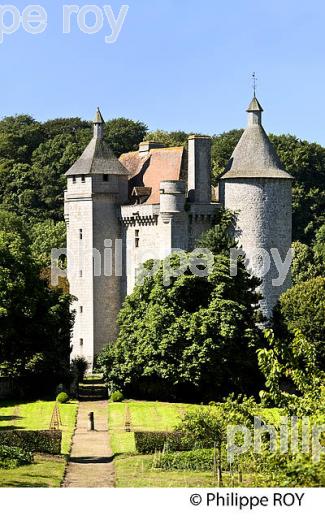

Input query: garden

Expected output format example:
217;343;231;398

0;400;77;487
108;399;325;488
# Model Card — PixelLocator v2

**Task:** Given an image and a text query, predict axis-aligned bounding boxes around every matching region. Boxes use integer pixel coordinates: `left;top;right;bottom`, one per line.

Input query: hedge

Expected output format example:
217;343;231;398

0;445;33;469
0;430;62;455
153;448;214;471
134;431;190;454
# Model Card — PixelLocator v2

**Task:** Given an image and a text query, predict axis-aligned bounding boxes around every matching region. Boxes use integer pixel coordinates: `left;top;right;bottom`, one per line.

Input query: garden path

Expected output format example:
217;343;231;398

63;400;115;487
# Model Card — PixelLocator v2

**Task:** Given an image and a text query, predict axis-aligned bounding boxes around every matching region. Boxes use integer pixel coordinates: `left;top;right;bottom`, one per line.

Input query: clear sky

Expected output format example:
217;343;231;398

1;0;325;144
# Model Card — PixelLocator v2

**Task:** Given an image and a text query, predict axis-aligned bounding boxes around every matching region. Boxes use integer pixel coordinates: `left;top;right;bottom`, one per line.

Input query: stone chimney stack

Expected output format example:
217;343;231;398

187;135;211;204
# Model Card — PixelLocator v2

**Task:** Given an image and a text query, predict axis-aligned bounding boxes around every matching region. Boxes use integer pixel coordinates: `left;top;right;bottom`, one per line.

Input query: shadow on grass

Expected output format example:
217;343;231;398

0;425;24;430
69;455;115;464
0;416;22;421
0;482;49;488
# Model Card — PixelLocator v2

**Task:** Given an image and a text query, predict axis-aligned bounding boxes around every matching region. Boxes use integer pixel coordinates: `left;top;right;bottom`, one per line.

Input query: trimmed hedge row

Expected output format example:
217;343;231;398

134;431;190;454
0;430;62;455
0;445;33;469
153;448;214;471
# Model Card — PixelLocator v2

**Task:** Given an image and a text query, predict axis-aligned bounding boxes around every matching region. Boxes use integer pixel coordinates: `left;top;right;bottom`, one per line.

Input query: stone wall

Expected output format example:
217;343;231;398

220;178;292;318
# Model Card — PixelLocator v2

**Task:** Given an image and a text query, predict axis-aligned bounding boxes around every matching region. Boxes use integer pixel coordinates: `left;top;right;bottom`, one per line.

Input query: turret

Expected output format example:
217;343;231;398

219;96;293;319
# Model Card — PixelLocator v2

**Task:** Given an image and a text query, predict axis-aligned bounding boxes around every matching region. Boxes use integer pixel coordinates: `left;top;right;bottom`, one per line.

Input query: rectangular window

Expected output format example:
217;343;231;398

79;229;83;240
72;176;76;183
135;229;139;248
81;175;85;183
79;270;83;278
103;174;109;182
80;338;83;346
80;306;83;313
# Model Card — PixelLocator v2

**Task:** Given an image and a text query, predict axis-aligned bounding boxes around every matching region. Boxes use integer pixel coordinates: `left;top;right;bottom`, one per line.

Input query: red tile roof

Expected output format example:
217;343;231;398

119;146;185;204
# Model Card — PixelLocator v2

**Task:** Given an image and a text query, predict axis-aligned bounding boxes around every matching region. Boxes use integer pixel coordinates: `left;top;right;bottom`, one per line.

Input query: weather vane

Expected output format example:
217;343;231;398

252;72;257;97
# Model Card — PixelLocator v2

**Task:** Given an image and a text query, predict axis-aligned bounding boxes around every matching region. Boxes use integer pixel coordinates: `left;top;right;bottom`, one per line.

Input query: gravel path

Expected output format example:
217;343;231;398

63;400;115;488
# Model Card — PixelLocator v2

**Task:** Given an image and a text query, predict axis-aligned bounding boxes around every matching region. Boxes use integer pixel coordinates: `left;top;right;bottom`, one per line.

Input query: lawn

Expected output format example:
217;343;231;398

0;400;78;487
108;401;197;455
108;400;283;487
108;400;226;487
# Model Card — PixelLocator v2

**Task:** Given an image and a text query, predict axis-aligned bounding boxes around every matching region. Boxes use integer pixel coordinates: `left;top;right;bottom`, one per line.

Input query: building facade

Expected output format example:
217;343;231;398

64;99;292;368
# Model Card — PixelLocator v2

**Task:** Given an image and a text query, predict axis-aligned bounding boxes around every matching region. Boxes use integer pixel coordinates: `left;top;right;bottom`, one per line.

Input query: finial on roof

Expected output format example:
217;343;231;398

252;72;257;97
93;107;105;139
246;74;263;126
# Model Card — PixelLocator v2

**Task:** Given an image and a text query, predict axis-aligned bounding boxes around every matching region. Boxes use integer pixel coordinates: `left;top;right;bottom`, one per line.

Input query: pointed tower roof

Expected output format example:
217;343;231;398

247;96;263;112
93;107;104;124
66;108;129;177
220;97;293;180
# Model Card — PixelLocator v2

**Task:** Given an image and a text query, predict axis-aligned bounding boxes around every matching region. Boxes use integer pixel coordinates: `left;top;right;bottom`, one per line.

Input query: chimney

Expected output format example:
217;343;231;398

138;141;165;156
187;135;211;204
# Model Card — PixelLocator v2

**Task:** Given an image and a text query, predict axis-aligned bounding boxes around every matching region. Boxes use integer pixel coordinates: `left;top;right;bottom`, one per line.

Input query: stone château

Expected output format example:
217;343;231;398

64;97;293;368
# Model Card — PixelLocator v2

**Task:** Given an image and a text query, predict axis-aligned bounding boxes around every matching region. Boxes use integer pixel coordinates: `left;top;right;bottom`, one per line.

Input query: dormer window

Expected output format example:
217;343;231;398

81;175;85;183
103;174;109;182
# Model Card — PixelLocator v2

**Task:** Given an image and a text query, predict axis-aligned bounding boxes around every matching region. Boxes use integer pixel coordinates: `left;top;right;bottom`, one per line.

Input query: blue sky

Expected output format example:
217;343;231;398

1;0;325;143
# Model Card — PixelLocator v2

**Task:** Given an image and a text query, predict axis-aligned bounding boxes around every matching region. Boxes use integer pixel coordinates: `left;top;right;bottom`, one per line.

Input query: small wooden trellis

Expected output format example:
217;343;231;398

124;405;132;432
50;403;62;430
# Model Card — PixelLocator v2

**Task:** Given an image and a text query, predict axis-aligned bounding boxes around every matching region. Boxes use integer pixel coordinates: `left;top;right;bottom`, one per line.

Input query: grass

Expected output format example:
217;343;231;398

108;401;196;456
108;400;220;487
114;454;257;488
0;454;66;488
108;401;278;487
0;400;78;487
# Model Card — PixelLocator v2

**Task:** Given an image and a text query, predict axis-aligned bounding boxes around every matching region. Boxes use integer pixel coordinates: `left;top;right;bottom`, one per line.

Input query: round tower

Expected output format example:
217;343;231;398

159;180;185;216
219;96;293;319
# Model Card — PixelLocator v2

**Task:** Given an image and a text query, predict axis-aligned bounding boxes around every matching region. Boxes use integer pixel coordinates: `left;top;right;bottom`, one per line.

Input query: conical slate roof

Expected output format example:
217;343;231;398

220;97;293;180
66;109;129;177
247;96;264;112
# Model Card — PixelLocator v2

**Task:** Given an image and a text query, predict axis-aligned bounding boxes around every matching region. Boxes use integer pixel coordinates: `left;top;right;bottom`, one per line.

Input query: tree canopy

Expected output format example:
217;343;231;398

97;250;264;402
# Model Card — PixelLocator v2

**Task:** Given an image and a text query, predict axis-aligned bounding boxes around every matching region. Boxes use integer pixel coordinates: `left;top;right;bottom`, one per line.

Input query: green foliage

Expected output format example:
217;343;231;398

106;118;148;156
279;278;325;367
0;115;45;163
29;220;66;268
153;448;214;472
70;356;89;381
145;129;190;147
98;251;264;402
196;208;237;255
134;431;188;454
56;391;69;404
260;452;325;487
177;395;256;449
110;390;124;402
0;430;62;455
211;129;244;182
258;329;323;413
0;227;74;396
0;445;33;469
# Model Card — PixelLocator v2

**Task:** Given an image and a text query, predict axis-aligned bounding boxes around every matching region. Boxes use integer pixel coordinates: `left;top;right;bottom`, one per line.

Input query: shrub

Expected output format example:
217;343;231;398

134;431;190;454
0;430;62;455
56;391;69;403
110;390;124;402
0;445;33;469
153;448;214;471
70;356;88;381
